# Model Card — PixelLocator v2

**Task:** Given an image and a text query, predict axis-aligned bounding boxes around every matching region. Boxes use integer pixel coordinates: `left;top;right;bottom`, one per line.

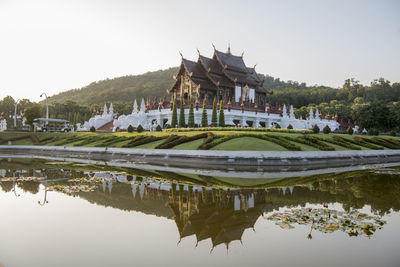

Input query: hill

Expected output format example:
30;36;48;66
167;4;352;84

48;67;179;105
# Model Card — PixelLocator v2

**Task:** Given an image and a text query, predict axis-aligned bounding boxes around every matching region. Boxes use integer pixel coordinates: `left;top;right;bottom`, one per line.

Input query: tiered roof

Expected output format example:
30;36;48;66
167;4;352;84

169;46;269;94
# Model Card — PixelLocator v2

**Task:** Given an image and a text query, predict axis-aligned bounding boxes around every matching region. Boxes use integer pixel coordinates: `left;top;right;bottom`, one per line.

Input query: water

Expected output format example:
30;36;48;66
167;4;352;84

0;158;399;267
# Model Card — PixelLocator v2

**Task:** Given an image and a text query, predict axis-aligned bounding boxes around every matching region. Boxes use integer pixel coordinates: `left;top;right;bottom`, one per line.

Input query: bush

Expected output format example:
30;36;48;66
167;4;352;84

285;135;335;151
312;125;320;134
188;98;195;128
179;99;185;128
368;128;379;136
346;127;354;135
275;124;281;129
201;99;208;127
90;126;96;132
171;98;177;128
123;135;165;148
164;124;171;129
137;124;144;133
320;136;361;150
219;100;225;127
127;125;134;133
156;133;208;149
156;125;162;132
323;125;331;134
390;130;397;137
287;124;293;130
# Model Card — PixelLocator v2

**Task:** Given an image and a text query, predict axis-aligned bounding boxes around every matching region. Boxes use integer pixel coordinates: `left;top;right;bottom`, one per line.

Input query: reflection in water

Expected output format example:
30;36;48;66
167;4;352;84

1;160;400;251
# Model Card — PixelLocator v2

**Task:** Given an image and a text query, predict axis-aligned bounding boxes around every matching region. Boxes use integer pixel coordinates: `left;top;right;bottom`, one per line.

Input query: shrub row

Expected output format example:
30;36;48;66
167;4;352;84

197;133;218;150
72;136;101;146
198;133;302;151
166;127;312;134
363;137;400;149
285;136;335;151
123;135;165;148
37;136;56;145
155;133;209;149
318;136;361;150
154;135;181;149
336;136;383;150
93;136;129;147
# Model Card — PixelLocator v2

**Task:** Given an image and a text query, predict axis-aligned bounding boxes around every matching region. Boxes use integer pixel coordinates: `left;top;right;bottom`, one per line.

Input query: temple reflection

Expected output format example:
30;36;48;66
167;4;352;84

1;158;400;249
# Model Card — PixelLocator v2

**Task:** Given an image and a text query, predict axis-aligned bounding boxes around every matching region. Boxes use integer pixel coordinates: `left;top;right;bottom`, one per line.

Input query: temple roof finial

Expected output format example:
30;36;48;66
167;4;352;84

179;51;183;58
212;43;216;51
227;43;231;54
241;51;244;57
196;47;200;55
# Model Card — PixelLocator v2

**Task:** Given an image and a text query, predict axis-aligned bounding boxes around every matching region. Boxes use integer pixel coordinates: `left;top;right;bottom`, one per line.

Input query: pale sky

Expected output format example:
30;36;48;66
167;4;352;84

0;0;399;102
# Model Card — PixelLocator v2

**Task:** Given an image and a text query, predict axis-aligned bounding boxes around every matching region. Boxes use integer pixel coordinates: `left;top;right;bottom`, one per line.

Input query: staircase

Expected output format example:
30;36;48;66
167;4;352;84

97;120;114;132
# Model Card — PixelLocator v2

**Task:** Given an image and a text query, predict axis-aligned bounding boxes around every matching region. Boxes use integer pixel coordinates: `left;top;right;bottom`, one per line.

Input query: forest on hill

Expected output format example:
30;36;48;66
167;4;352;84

0;66;399;132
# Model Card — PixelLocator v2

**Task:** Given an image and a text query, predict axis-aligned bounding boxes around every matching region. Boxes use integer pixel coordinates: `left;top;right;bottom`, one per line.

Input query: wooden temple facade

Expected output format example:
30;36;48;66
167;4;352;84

167;46;272;113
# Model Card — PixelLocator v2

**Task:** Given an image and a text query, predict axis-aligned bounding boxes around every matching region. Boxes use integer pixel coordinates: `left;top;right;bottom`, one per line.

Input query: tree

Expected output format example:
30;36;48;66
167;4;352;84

24;104;42;126
179;98;185;128
211;98;217;126
188;97;195;128
312;125;320;133
287;124;293;129
171;97;177;128
275;123;281;129
137;124;144;133
201;99;208;127
156;125;162;131
127;125;134;133
218;100;225;127
90;126;96;132
323;125;331;134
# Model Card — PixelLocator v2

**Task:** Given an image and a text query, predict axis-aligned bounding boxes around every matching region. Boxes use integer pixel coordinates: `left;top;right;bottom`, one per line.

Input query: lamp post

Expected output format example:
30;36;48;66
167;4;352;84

13;99;21;129
40;93;49;124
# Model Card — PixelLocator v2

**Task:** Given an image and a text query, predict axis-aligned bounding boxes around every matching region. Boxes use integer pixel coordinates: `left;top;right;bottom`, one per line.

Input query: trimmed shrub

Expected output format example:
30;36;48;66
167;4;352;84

346;127;354;135
137;124;144;133
155;135;181;149
201;99;208;127
127;125;134;133
368;128;379;136
165;127;312;134
312;125;320;134
275;124;281;129
285;135;335;151
171;98;177;128
390;130;397;137
323;125;331;134
164;124;171;129
188;98;195;128
179;99;185;128
317;136;361;150
90;126;96;132
156;125;162;132
364;137;400;149
287;124;293;130
211;98;217;127
218;100;225;127
339;136;384;150
123;135;165;148
156;133;208;149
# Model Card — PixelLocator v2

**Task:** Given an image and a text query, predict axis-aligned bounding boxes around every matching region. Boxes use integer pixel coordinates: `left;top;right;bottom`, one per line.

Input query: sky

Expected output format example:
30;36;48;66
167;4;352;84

0;0;399;102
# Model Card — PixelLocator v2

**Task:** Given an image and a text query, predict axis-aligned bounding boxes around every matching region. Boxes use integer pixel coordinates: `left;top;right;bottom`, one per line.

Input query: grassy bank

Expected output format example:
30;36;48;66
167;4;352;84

1;130;400;151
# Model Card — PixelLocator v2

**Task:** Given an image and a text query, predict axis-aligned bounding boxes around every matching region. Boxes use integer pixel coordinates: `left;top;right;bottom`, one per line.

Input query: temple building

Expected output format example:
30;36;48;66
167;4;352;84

78;45;341;132
169;45;270;109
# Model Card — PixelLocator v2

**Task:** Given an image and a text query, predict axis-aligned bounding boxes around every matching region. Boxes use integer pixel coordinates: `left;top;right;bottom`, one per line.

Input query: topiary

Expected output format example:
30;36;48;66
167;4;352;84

156;125;162;132
164;124;171;129
218;100;225;127
171;97;177;128
287;124;293;130
323;125;331;134
137;124;144;133
312;125;320;134
127;125;134;133
201;98;208;127
346;127;354;135
275;123;281;129
179;98;185;128
90;126;96;132
188;97;195;128
211;97;217;127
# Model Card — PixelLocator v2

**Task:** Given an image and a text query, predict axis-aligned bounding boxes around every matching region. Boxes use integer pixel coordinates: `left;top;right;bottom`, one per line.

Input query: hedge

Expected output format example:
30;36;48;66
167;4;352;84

123;135;165;148
155;133;208;149
166;127;312;134
318;136;361;150
363;137;400;149
285;135;335;151
339;136;384;150
198;133;302;151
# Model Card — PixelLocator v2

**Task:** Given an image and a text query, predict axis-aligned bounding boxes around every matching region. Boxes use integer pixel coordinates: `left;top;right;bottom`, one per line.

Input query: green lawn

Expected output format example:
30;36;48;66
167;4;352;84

211;137;289;151
172;138;205;150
